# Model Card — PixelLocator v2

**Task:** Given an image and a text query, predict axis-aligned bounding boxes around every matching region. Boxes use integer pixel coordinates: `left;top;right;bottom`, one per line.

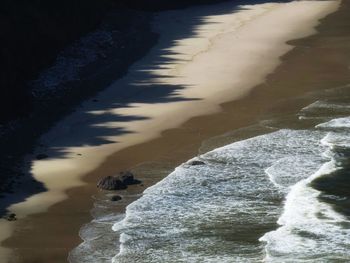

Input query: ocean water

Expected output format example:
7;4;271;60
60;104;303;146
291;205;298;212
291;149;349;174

69;84;350;263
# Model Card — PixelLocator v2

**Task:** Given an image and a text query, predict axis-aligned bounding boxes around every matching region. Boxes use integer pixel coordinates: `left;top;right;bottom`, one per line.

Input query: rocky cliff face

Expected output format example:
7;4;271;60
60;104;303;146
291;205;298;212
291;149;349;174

0;0;228;124
0;0;111;123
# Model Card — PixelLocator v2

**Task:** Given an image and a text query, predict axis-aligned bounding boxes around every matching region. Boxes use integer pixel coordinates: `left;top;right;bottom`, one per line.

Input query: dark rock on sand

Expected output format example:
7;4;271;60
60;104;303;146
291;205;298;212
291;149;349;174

201;180;208;187
97;171;141;190
36;154;48;160
111;195;122;202
120;171;142;185
188;160;205;166
4;213;17;221
97;176;127;190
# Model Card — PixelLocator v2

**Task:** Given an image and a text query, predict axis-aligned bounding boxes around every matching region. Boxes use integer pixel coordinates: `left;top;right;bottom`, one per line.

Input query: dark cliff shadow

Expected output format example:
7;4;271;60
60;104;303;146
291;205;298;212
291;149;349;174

0;0;293;216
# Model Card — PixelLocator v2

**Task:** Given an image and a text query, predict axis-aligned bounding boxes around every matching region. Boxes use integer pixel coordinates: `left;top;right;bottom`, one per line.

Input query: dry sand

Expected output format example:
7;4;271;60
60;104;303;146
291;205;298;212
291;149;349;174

0;0;343;262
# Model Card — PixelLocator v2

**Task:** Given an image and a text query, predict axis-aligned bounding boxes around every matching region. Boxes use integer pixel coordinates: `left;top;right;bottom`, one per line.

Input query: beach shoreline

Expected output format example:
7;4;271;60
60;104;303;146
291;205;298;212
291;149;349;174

0;0;346;262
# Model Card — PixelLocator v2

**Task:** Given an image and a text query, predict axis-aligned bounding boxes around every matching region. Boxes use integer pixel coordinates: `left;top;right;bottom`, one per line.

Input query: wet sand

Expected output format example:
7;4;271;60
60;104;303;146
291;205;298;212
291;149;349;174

1;0;347;262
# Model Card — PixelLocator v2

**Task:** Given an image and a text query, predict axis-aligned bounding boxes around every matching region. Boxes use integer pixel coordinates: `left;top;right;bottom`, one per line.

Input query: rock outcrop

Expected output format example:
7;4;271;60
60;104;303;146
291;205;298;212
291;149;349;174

4;213;17;221
120;171;142;185
111;195;122;201
97;176;127;190
188;160;205;166
97;171;141;190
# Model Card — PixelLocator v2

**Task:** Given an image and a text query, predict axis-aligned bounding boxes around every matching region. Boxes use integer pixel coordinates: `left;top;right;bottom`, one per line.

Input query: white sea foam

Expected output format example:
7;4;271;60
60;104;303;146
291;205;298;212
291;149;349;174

68;199;125;263
298;100;350;121
317;116;350;129
111;129;327;263
301;100;350;112
260;116;350;262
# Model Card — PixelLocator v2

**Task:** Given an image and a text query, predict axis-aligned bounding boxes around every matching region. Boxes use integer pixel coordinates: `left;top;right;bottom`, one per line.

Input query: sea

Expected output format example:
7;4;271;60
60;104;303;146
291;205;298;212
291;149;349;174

69;81;350;262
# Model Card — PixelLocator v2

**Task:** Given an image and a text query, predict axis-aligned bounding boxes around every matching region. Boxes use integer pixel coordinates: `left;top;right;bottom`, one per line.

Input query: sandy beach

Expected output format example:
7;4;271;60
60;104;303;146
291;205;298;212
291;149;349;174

0;0;346;262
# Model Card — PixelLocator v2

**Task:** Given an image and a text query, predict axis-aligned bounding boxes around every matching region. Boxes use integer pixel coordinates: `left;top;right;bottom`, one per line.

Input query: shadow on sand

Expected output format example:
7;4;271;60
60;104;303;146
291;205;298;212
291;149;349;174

0;0;292;216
